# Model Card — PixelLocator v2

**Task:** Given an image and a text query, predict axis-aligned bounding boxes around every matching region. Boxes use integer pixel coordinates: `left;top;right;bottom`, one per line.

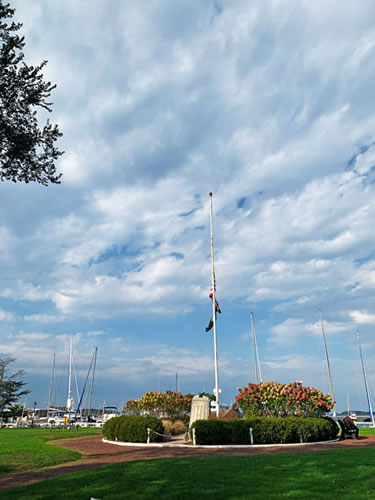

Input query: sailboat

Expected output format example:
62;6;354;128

356;331;375;427
46;339;98;427
346;393;357;422
73;346;98;424
319;310;337;418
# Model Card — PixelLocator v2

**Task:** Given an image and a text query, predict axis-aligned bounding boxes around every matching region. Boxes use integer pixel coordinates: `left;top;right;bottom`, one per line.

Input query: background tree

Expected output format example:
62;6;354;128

7;402;25;418
0;2;63;185
0;357;30;416
199;392;215;401
124;391;193;423
184;392;215;401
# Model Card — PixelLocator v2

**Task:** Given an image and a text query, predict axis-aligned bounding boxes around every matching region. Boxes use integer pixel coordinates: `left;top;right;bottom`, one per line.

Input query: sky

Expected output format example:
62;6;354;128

1;0;375;414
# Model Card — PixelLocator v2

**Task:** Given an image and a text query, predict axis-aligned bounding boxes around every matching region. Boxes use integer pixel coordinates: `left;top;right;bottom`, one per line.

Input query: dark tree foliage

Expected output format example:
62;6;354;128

0;2;63;185
0;357;30;416
7;402;25;417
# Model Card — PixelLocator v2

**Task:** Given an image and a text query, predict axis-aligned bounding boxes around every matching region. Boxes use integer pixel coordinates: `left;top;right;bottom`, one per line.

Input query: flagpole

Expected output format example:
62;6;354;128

209;192;220;417
251;312;258;383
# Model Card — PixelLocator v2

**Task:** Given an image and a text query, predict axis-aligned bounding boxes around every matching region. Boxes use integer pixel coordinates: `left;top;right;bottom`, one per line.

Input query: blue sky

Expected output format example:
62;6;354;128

1;0;375;413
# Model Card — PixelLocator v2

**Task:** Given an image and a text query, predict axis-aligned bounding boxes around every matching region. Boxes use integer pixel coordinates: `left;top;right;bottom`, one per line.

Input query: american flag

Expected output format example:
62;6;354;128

205;279;221;332
209;281;221;314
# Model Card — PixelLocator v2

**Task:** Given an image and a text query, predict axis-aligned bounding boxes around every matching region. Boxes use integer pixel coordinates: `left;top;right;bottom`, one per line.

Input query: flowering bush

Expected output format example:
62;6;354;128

136;391;166;417
123;399;140;415
234;381;333;418
124;391;193;423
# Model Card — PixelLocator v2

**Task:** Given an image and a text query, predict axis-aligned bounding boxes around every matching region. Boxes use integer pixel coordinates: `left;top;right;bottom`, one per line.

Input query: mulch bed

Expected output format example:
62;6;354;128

1;434;375;491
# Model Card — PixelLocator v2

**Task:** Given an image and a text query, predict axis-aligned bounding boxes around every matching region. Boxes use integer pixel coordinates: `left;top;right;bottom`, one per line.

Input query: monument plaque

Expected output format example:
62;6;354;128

189;395;210;428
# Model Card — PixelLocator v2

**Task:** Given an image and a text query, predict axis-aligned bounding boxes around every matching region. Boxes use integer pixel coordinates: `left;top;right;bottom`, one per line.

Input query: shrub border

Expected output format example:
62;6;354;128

190;417;339;445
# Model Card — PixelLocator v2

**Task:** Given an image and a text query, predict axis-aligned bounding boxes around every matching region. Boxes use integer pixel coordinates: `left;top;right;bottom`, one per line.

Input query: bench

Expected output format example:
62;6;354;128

338;418;359;440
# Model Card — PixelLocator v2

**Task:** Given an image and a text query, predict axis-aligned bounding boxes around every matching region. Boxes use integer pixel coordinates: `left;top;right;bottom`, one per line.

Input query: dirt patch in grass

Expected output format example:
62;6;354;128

1;434;374;491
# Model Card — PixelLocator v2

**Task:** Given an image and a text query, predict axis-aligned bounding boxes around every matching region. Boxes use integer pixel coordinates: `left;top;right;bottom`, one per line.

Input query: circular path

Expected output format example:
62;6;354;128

1;434;375;491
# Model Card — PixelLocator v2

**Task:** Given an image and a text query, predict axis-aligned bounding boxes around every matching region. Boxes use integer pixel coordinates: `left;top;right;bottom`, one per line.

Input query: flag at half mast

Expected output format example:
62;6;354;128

206;277;221;332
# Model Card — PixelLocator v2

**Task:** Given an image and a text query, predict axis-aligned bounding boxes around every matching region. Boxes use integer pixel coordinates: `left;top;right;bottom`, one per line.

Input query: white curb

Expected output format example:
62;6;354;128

102;437;340;449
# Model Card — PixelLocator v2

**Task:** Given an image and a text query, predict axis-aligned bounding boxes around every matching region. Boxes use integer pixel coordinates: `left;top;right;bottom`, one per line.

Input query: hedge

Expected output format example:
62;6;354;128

190;417;338;445
102;415;164;443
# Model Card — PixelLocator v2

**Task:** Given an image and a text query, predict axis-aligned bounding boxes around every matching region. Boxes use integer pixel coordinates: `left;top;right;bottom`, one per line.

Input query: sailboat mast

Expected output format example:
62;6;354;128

88;347;97;417
67;338;73;412
47;353;55;416
319;310;336;418
357;330;375;427
250;312;262;383
346;393;351;416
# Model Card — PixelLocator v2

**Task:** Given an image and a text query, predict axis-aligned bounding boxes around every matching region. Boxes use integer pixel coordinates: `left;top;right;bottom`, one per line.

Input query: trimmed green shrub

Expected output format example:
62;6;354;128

102;415;127;441
102;415;164;443
190;417;339;445
190;418;231;445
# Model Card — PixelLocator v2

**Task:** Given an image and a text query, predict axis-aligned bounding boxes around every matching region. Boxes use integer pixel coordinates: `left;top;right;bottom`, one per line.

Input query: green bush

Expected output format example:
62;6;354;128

102;416;127;441
190;417;339;445
102;415;164;443
190;419;231;445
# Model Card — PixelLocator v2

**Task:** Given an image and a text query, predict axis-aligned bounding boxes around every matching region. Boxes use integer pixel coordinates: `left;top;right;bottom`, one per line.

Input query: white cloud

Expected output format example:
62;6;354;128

23;314;64;324
0;309;15;321
269;318;351;346
349;310;375;324
2;0;375;410
16;333;51;341
86;330;106;337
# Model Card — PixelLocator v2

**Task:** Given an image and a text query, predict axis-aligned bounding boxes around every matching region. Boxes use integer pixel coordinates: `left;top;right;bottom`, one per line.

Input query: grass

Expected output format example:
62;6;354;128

0;427;101;475
359;427;375;435
0;425;374;499
1;447;375;500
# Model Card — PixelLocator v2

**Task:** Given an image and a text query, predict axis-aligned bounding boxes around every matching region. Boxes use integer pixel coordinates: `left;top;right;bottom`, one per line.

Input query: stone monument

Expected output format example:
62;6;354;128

189;395;210;428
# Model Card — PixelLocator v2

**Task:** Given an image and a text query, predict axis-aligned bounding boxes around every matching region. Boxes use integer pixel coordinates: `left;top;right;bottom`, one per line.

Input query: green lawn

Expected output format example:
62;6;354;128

0;425;374;499
360;427;375;435
1;447;375;500
0;427;101;474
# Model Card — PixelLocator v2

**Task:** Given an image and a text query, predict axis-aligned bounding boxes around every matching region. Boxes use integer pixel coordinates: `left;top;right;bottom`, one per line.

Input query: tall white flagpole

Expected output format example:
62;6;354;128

209;192;220;417
319;310;336;418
